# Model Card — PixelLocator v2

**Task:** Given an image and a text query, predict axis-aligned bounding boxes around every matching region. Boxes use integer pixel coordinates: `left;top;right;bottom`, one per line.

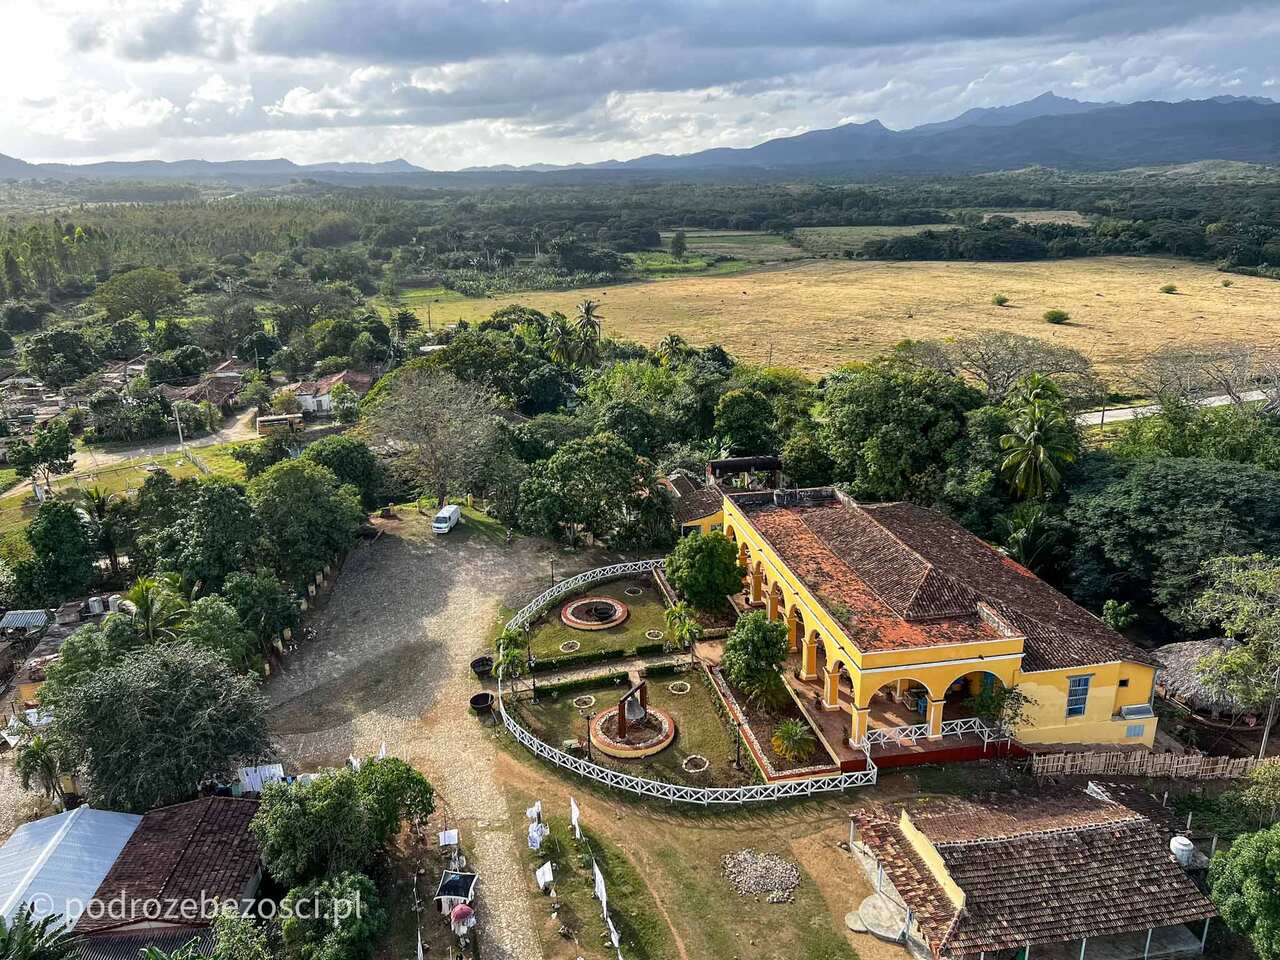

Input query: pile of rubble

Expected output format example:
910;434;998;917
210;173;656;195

721;848;801;903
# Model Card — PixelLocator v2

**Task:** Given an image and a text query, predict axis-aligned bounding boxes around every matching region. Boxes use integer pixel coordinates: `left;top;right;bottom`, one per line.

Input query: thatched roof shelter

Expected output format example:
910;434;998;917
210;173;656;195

1153;638;1251;717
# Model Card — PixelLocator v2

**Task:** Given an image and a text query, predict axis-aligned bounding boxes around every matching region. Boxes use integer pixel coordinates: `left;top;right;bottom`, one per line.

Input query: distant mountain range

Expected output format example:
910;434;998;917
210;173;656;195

3;92;1278;184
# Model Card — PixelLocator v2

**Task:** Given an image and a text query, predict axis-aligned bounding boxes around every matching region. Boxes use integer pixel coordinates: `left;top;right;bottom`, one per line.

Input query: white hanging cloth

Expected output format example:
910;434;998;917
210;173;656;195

570;797;582;839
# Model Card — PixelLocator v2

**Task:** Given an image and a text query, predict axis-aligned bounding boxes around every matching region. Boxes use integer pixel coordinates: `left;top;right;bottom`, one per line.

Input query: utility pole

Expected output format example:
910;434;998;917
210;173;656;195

1260;663;1280;760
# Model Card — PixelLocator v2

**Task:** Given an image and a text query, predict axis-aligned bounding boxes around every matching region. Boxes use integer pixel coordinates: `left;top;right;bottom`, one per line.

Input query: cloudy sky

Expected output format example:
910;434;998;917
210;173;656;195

4;0;1279;169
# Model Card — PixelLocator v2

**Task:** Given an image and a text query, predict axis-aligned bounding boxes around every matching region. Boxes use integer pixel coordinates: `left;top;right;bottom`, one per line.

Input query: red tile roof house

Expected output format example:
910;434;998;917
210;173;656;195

850;788;1215;960
73;797;263;959
284;369;373;415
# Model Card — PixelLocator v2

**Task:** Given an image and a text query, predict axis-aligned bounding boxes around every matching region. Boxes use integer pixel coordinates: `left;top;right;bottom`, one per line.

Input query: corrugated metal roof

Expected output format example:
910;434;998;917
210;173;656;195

0;609;50;631
0;807;142;927
77;929;214;960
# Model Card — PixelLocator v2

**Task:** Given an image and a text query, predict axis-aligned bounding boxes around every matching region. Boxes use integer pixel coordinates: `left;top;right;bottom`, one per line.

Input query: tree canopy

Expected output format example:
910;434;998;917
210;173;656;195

664;531;742;611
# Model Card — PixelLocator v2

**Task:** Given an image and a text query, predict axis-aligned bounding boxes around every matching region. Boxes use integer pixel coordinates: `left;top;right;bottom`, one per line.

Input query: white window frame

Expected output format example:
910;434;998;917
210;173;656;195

1066;674;1091;718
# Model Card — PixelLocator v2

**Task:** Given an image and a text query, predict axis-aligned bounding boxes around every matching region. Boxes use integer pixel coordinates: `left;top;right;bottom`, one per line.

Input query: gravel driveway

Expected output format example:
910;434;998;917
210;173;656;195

268;514;616;960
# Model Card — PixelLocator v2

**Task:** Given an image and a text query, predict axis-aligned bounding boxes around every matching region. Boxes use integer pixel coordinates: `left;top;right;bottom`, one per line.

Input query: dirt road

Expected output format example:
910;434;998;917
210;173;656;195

268;514;615;960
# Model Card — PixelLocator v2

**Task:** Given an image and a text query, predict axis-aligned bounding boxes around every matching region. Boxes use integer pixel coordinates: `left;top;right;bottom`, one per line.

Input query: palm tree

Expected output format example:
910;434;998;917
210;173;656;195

655;334;687;366
999;400;1077;499
569;324;601;368
998;503;1057;573
123;574;189;644
0;905;78;960
574;298;604;339
664;603;703;652
771;719;817;763
14;732;66;804
137;942;203;960
543;314;576;366
73;487;124;583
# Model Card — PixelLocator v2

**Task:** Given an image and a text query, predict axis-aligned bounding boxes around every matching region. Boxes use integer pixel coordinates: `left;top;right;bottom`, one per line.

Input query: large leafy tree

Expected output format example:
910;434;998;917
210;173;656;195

148;477;257;591
93;267;184;331
248;459;363;588
7;418;74;490
22;330;99;387
15;500;94;605
664;532;742;611
361;367;500;507
224;568;300;653
518;432;657;546
1066;457;1280;626
43;642;271;812
1210;824;1280;960
714;388;776;455
281;872;385;960
301;435;383;510
721;611;789;706
252;759;434;887
819;361;983;502
183;595;259;672
1192;554;1280;757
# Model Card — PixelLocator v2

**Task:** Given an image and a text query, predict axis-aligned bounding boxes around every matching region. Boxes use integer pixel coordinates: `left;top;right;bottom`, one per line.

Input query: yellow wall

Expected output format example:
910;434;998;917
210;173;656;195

678;509;724;537
1014;661;1157;747
899;811;965;909
720;493;1159;749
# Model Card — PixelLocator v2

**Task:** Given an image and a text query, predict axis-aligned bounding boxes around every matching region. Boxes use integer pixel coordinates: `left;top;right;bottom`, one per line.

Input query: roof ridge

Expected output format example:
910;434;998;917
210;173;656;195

932;812;1148;848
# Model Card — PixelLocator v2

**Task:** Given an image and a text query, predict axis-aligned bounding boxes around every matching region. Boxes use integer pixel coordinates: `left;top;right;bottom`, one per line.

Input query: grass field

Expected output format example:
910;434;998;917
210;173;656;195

399;256;1277;378
976;208;1092;226
792;223;953;256
0;443;249;535
528;576;669;662
627;250;752;278
658;229;802;262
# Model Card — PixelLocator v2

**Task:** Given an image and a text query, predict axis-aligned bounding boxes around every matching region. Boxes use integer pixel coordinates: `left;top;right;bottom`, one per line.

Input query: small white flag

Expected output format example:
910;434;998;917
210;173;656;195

378;741;387;759
535;860;555;891
570;797;582;839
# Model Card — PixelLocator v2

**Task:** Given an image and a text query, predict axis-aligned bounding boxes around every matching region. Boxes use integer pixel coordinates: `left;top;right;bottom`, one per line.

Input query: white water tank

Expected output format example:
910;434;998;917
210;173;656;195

107;594;121;612
87;596;104;615
1170;835;1195;867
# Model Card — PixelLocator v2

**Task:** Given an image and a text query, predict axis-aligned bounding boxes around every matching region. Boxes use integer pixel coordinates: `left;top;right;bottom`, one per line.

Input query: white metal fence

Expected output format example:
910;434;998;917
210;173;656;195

498;560;879;804
859;716;1006;749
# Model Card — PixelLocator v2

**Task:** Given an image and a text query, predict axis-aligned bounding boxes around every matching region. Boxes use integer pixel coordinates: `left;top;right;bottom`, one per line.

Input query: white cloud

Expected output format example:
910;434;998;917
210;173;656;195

0;0;1277;167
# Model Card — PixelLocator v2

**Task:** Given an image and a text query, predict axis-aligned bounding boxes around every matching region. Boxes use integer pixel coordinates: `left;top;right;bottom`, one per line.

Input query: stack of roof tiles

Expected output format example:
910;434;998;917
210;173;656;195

857;790;1216;958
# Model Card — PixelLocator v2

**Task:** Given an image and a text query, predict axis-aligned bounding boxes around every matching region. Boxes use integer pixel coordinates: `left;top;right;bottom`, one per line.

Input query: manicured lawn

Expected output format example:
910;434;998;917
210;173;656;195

515;672;754;788
528;576;670;663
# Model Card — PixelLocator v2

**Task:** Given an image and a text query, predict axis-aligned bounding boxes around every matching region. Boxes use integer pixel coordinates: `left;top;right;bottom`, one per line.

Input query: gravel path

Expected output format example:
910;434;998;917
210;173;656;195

268;517;616;960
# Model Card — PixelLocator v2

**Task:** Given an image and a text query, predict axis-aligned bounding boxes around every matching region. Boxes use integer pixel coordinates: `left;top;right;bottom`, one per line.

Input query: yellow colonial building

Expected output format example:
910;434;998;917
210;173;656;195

692;474;1157;756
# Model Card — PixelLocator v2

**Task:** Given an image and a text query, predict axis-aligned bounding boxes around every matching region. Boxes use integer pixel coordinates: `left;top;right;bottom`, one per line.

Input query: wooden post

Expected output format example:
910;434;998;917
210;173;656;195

1144;928;1153;959
1201;918;1210;953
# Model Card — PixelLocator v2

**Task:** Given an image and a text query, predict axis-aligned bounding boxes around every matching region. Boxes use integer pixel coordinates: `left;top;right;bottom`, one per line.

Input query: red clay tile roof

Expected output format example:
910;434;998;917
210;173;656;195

77;798;261;934
673;488;723;525
290;369;374;397
735;492;1153;670
859;791;1216;958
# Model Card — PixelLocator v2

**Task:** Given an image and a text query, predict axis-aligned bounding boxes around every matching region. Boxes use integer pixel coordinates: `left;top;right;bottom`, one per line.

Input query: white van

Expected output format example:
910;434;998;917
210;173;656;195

432;503;461;534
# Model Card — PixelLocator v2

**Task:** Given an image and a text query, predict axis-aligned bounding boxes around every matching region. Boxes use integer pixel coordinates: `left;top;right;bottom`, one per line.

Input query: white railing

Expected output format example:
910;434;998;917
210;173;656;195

505;558;667;631
862;723;930;746
497;561;878;805
859;716;1006;749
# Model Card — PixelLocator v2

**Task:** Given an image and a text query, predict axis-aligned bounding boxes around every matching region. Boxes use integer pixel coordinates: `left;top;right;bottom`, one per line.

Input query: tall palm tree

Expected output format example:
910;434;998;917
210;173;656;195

14;732;66;804
655;334;687;366
73;487;124;583
543;314;577;367
998;503;1056;573
0;905;78;960
123;574;189;644
999;400;1077;500
574;298;604;340
570;325;601;368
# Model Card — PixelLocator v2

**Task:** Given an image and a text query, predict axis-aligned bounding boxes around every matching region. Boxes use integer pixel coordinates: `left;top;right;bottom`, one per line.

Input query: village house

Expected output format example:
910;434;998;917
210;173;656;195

284;369;372;415
690;463;1159;767
851;788;1216;960
0;797;263;959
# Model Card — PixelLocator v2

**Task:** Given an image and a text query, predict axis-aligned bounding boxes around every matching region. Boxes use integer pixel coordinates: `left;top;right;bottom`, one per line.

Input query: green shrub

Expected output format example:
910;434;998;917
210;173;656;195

991;293;1010;307
538;671;629;696
1160;284;1178;294
531;648;628;673
1043;308;1070;324
642;662;686;679
632;641;666;657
